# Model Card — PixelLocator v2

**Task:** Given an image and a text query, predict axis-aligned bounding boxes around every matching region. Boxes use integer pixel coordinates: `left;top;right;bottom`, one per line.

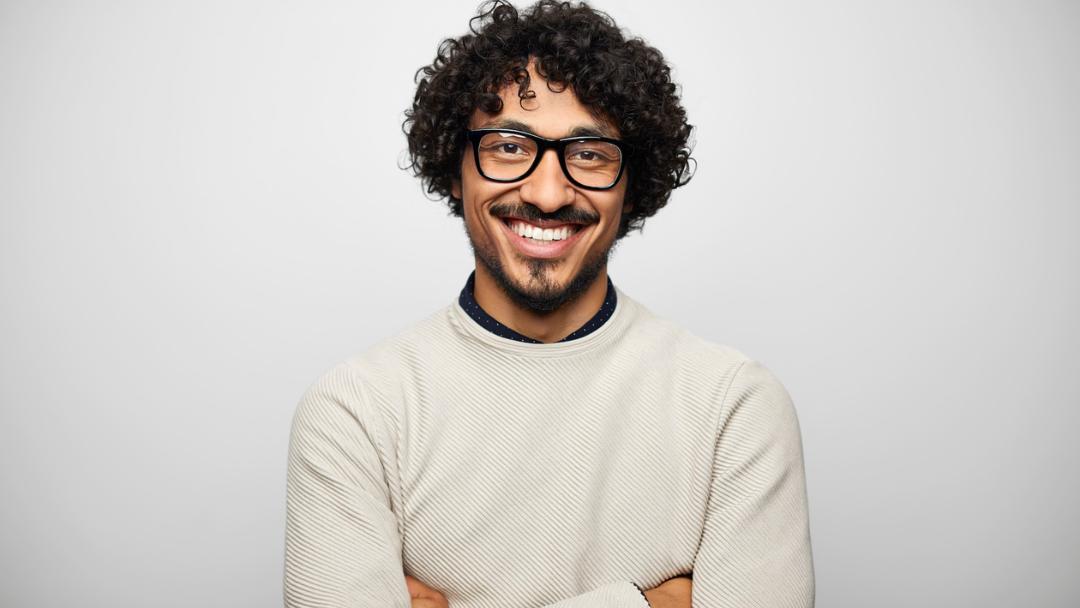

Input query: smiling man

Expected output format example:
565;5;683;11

283;2;814;608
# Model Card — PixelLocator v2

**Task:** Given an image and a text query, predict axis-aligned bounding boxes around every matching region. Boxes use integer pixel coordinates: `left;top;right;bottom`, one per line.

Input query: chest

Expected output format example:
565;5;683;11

394;375;716;605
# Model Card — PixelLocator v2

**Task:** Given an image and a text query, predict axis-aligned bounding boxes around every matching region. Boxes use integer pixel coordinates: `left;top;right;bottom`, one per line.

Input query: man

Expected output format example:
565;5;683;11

284;1;814;607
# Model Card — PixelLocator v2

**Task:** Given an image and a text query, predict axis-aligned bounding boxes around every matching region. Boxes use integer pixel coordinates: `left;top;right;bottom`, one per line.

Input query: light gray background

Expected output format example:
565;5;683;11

2;1;1077;606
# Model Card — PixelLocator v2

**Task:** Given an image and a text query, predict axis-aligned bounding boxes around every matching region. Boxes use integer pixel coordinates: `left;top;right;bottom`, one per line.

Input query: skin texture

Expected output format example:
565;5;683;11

451;61;632;343
405;575;449;608
643;576;694;608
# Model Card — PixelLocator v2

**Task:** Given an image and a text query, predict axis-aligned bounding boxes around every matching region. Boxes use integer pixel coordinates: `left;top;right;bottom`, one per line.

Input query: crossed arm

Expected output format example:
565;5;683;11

283;361;813;607
405;574;693;608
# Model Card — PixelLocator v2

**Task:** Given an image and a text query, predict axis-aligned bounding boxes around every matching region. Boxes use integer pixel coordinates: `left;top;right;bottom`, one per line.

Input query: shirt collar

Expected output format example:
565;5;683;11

457;270;618;344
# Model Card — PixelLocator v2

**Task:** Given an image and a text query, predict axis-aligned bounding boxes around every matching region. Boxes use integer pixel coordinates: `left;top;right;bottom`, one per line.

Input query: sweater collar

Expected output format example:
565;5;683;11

457;270;618;344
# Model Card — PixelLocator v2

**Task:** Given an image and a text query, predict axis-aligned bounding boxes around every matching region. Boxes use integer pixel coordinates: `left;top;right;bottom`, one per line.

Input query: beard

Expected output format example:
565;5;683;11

464;207;621;314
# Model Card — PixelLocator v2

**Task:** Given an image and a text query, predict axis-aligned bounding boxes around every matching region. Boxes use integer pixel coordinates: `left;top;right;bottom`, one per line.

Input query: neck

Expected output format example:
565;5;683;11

472;264;609;344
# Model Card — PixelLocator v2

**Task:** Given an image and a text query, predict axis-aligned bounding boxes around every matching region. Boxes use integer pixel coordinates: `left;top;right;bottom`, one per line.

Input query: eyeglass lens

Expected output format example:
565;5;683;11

476;131;622;189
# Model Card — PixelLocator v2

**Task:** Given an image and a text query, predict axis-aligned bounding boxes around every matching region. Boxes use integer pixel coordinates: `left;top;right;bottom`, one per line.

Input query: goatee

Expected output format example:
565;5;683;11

464;216;620;314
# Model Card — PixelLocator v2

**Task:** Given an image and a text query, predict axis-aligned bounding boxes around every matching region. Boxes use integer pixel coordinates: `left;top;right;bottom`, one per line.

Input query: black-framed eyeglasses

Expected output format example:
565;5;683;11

465;128;627;190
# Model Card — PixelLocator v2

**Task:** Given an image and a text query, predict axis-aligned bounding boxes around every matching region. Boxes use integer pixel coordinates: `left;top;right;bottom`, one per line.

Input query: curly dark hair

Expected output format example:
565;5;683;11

402;0;694;240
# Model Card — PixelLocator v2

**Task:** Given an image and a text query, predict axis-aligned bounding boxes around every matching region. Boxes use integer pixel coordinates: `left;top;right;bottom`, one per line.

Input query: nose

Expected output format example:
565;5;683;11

518;149;575;212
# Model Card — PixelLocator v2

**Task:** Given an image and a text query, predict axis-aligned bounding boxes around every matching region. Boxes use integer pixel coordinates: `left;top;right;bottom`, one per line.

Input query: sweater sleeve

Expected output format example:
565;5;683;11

541;581;651;607
284;364;412;608
691;360;815;607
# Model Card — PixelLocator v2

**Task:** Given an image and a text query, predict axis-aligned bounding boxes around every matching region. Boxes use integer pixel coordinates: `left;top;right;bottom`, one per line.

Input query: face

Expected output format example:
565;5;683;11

452;64;631;314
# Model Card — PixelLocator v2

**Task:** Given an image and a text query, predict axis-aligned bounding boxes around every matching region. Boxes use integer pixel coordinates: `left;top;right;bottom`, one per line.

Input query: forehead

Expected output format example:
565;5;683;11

469;69;619;139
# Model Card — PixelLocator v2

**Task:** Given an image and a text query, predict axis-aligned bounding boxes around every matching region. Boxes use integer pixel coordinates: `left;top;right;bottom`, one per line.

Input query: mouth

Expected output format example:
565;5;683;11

497;217;591;260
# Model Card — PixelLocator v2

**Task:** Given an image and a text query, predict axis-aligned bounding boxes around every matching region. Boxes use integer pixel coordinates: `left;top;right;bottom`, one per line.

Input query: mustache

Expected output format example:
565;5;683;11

489;202;598;226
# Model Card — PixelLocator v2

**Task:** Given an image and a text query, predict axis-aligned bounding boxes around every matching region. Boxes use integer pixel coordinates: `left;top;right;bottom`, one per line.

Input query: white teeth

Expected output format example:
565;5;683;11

511;221;577;242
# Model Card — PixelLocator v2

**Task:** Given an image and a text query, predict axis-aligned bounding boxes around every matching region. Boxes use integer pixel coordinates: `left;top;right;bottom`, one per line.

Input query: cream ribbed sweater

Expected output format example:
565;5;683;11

284;286;814;607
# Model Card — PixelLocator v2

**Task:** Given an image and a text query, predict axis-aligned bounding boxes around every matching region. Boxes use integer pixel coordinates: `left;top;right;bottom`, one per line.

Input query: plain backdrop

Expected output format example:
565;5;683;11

1;1;1077;606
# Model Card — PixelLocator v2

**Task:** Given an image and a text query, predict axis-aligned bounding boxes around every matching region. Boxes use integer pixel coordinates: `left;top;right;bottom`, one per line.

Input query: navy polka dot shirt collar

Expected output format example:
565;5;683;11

458;270;618;344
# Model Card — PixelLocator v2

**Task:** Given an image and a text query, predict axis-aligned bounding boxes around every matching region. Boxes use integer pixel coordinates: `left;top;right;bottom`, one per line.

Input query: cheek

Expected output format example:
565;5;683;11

602;192;629;221
461;176;519;215
458;158;488;204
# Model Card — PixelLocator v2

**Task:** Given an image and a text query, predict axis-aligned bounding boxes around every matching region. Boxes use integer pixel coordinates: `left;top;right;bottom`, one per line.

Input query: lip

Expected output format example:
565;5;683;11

497;217;591;260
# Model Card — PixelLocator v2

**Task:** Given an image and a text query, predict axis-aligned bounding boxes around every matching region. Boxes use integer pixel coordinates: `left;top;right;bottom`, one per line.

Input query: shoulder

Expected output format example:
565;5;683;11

618;290;794;413
326;303;457;389
297;305;455;421
619;290;755;380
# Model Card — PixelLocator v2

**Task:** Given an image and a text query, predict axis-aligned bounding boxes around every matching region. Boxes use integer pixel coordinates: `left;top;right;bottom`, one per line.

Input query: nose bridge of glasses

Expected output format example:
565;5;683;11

512;135;561;178
536;142;565;172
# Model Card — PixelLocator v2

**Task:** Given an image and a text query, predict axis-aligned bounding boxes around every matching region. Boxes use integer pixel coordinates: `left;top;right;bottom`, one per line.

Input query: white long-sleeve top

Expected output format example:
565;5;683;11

284;285;814;607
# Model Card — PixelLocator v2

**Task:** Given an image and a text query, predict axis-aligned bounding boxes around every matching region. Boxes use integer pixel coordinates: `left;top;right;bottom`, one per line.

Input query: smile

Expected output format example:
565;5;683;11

498;217;590;259
505;220;582;241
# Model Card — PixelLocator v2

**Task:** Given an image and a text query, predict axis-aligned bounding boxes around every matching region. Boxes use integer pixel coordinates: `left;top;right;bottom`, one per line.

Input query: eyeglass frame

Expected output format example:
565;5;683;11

464;128;628;191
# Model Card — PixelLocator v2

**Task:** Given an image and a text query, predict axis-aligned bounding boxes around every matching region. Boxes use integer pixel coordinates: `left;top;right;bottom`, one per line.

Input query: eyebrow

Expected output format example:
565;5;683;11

477;118;616;139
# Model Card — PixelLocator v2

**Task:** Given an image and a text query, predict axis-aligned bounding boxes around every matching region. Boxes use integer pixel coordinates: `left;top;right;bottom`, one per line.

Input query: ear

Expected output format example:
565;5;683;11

622;199;633;214
451;178;462;200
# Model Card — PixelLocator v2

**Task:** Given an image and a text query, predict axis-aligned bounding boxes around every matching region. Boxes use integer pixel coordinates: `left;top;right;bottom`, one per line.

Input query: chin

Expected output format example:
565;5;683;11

500;253;608;314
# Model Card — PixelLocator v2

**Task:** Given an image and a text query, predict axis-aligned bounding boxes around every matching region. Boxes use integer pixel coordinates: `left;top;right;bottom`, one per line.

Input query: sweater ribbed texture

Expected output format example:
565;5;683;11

284;286;814;607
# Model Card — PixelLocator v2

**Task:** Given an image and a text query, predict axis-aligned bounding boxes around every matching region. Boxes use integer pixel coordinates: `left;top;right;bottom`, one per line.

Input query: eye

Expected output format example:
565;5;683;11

567;147;617;163
478;132;536;158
